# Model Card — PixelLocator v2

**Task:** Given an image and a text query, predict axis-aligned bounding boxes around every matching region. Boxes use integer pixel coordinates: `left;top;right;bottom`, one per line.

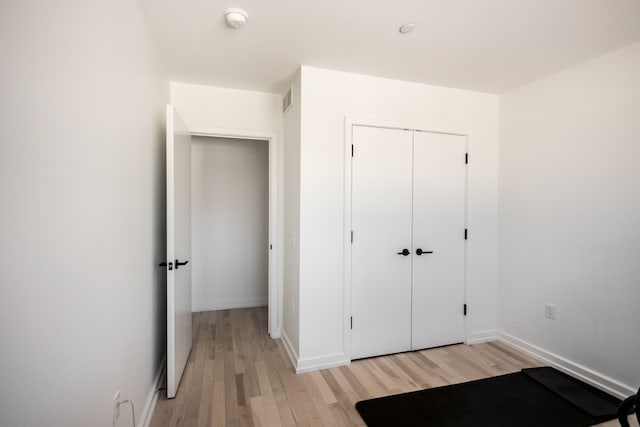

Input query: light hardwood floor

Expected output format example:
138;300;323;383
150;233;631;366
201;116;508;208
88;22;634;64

150;307;630;427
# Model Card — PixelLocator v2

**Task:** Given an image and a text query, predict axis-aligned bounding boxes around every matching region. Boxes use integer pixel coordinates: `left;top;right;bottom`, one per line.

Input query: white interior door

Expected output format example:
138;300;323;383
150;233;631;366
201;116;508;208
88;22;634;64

166;105;192;399
351;126;413;359
411;131;466;349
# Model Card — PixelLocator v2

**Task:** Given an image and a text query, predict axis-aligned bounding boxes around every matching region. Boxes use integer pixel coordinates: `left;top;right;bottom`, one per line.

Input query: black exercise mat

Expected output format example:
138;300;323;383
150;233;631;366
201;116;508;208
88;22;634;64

355;368;620;427
522;367;619;418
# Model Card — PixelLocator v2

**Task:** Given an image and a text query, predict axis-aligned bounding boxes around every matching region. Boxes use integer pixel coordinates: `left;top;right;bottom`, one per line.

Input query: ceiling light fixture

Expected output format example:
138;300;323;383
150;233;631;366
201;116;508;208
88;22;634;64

224;8;248;29
399;23;416;34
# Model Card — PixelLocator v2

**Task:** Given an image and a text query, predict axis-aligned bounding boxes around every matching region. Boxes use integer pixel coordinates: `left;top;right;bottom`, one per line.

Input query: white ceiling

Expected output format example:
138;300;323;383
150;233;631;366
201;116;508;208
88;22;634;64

139;0;640;94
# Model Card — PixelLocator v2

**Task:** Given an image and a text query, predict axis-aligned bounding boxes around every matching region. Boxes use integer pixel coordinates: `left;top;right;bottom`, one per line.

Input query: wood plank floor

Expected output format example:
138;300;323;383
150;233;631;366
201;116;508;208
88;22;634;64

150;307;631;427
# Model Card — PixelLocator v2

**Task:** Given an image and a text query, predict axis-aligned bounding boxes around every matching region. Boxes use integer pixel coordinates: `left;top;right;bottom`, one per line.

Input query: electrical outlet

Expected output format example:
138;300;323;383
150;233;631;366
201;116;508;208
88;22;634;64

545;303;556;319
112;391;121;426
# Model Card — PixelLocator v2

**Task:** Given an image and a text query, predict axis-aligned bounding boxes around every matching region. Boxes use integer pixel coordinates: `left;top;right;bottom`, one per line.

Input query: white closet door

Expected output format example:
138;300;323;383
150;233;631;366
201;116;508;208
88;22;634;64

351;126;413;359
411;131;466;350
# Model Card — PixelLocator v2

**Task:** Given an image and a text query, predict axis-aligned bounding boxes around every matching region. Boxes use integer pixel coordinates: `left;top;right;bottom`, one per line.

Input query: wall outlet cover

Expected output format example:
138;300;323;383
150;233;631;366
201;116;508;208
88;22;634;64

545;303;556;319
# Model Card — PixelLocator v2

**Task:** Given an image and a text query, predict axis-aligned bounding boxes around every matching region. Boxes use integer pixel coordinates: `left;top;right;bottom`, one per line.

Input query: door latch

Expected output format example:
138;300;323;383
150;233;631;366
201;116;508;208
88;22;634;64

158;261;173;271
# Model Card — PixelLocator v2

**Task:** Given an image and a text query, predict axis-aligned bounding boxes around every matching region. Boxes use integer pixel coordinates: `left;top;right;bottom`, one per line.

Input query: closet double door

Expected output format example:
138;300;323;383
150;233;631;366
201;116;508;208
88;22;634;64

351;125;466;360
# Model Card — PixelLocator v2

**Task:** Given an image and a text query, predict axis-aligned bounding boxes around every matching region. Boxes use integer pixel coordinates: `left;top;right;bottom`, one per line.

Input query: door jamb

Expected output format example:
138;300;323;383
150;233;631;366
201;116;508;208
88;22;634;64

343;116;470;360
189;125;282;338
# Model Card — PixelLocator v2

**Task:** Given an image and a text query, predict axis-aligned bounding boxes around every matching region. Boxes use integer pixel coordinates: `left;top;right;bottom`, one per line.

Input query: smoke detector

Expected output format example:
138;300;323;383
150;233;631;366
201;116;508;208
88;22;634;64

224;8;248;28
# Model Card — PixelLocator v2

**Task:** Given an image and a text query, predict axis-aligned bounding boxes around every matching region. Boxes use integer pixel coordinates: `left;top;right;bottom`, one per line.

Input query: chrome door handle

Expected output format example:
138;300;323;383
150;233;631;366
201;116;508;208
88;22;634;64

416;248;433;256
397;249;410;256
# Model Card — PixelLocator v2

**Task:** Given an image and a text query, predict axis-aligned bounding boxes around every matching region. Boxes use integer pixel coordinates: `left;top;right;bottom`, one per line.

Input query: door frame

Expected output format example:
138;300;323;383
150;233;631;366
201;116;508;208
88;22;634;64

189;125;282;338
343;116;469;359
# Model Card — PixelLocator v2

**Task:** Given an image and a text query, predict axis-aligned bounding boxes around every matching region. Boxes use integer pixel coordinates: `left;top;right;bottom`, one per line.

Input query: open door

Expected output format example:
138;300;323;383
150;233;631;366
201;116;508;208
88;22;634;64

166;105;192;399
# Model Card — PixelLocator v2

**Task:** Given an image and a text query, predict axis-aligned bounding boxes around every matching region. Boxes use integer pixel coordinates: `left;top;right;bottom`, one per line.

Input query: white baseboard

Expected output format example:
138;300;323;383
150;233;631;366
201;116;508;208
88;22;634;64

497;331;635;399
279;330;350;373
280;330;299;371
295;352;350;374
269;329;282;339
139;354;166;427
466;329;497;344
192;298;267;312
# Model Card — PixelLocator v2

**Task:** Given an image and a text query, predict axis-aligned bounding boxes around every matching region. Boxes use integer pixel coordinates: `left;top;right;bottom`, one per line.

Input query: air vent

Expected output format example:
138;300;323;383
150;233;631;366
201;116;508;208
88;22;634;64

282;86;292;114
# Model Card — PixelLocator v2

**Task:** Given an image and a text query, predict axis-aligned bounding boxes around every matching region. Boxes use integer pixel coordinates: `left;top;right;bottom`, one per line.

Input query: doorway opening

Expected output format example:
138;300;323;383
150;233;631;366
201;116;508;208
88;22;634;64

191;136;269;317
190;126;281;339
165;107;281;399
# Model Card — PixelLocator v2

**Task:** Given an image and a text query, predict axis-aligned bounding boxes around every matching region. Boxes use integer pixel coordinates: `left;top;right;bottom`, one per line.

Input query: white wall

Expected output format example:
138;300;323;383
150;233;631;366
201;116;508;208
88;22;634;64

191;136;269;311
0;1;167;426
296;66;500;367
499;41;640;396
170;82;282;132
281;71;302;356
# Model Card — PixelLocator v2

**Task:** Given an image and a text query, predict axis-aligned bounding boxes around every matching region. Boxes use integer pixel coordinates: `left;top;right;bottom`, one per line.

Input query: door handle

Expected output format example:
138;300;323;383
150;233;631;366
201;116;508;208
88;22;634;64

175;259;189;269
397;249;410;256
416;248;433;256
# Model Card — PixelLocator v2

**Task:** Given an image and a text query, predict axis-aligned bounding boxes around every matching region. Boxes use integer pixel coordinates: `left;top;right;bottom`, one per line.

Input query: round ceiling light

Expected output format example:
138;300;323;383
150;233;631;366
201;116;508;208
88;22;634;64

399;23;416;34
224;8;248;28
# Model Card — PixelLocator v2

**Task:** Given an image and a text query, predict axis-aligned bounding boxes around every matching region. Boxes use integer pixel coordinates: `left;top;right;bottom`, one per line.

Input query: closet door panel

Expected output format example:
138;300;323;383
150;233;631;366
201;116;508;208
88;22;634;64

351;126;413;359
412;131;466;350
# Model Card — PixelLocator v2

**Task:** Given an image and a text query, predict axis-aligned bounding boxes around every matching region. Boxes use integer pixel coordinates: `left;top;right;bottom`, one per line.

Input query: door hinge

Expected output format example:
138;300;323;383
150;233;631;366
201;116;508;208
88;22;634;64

350;230;353;243
464;304;467;316
350;317;353;329
464;229;468;240
270;244;273;250
465;153;468;164
351;144;354;157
